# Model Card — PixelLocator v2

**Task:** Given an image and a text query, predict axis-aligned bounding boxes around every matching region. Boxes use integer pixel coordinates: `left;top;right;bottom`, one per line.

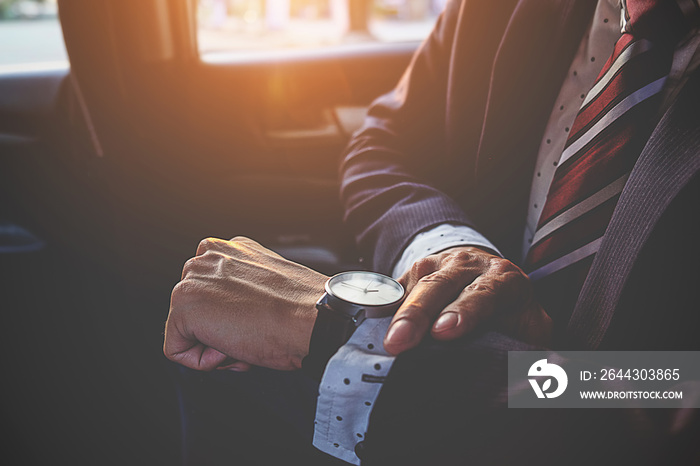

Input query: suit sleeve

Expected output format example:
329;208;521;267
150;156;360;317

359;332;699;466
339;0;479;275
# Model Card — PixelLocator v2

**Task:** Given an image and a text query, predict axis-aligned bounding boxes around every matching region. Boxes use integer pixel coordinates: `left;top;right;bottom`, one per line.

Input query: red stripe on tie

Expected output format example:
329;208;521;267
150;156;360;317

595;33;635;79
568;53;667;139
537;125;634;228
528;197;619;267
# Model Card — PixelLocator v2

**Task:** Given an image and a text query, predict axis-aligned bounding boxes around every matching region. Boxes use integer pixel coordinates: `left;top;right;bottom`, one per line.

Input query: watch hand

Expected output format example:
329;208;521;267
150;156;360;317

339;282;366;292
363;281;375;292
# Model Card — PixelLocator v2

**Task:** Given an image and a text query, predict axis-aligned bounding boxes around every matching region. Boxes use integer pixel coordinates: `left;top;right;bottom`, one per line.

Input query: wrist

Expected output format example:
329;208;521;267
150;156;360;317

291;309;319;371
301;271;404;379
439;245;500;258
301;301;350;379
289;273;327;370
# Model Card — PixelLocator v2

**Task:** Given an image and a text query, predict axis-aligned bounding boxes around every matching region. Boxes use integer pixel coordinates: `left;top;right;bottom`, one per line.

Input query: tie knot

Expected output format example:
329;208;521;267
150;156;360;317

621;0;700;44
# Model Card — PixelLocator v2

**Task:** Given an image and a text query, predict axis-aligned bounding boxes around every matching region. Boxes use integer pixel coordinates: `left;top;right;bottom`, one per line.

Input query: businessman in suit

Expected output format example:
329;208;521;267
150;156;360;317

164;0;700;464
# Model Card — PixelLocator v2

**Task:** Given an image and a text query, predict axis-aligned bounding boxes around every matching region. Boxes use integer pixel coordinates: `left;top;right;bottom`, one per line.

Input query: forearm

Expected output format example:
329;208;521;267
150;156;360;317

339;1;473;274
342;180;475;274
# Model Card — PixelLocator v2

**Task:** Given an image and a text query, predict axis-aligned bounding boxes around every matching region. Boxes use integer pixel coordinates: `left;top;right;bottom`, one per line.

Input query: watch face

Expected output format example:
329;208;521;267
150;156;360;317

326;271;404;307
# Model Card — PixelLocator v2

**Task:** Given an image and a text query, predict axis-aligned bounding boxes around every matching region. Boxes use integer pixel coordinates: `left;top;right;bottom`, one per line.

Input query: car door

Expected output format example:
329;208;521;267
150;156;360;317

2;0;437;463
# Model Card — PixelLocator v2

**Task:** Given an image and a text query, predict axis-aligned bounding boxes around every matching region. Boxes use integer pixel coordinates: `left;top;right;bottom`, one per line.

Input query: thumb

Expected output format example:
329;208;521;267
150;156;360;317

168;341;230;371
163;318;230;371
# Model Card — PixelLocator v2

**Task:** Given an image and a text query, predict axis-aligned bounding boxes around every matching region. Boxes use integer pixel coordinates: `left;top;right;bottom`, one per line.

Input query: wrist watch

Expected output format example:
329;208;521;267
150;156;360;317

302;271;405;379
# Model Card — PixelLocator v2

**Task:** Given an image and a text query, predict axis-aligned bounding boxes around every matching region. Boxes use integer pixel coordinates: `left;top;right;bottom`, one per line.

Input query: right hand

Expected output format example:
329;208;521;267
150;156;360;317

163;237;327;372
384;246;552;355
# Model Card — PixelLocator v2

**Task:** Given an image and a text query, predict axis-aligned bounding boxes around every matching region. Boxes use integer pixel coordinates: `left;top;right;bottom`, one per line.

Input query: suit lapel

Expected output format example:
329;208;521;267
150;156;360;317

469;0;597;257
475;0;596;175
568;72;700;349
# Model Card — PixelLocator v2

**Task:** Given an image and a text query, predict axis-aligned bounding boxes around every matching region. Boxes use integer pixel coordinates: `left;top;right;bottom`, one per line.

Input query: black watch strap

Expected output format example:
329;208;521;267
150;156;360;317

301;298;358;381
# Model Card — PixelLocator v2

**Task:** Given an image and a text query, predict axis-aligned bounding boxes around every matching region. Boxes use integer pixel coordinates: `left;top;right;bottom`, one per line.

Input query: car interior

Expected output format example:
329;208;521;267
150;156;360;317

1;0;422;463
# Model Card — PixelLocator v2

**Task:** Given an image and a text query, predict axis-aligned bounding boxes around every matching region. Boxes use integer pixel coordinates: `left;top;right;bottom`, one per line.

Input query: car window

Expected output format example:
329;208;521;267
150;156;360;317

0;0;68;73
197;0;444;56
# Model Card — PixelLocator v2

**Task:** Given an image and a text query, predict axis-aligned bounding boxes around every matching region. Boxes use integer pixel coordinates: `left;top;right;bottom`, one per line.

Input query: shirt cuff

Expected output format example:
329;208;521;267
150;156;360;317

312;317;394;465
392;223;502;278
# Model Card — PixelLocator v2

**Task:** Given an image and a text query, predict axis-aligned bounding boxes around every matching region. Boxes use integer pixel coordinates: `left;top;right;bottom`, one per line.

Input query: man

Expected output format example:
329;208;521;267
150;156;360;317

164;0;700;464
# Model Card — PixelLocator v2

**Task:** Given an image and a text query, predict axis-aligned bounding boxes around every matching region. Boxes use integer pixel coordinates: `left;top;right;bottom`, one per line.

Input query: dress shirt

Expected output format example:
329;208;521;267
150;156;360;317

391;222;501;278
313;1;700;463
313;318;394;464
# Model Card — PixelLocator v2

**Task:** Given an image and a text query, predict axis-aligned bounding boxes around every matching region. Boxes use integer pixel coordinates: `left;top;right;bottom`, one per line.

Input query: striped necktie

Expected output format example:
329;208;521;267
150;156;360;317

524;0;696;288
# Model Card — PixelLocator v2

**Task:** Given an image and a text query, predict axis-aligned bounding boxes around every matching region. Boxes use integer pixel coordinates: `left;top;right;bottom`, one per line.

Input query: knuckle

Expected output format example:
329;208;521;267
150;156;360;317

181;256;198;274
417;271;455;287
510;269;529;285
491;259;526;280
181;254;217;279
230;236;253;245
488;257;518;275
498;269;526;287
465;280;497;296
197;237;218;254
449;249;477;264
170;279;201;305
184;256;197;267
481;259;535;305
409;257;434;278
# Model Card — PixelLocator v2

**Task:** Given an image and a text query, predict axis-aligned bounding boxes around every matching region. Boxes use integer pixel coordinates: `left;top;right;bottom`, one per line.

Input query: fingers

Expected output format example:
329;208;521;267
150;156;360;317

429;275;501;340
384;259;482;354
429;259;548;344
384;277;457;354
396;254;440;291
168;235;326;372
386;246;544;354
164;281;231;371
430;259;531;339
163;304;248;371
164;336;230;371
384;248;494;354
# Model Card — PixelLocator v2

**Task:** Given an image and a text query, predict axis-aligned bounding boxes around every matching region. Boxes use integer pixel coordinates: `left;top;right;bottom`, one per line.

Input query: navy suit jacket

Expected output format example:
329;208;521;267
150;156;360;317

340;1;700;464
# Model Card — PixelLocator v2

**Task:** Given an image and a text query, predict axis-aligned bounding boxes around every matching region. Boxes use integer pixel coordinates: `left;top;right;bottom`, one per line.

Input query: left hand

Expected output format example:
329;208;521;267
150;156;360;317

384;246;552;354
163;237;328;372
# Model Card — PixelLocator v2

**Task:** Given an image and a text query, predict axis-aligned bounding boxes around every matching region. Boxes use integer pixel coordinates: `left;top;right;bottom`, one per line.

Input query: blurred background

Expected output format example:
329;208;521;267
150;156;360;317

0;0;440;464
0;0;444;69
